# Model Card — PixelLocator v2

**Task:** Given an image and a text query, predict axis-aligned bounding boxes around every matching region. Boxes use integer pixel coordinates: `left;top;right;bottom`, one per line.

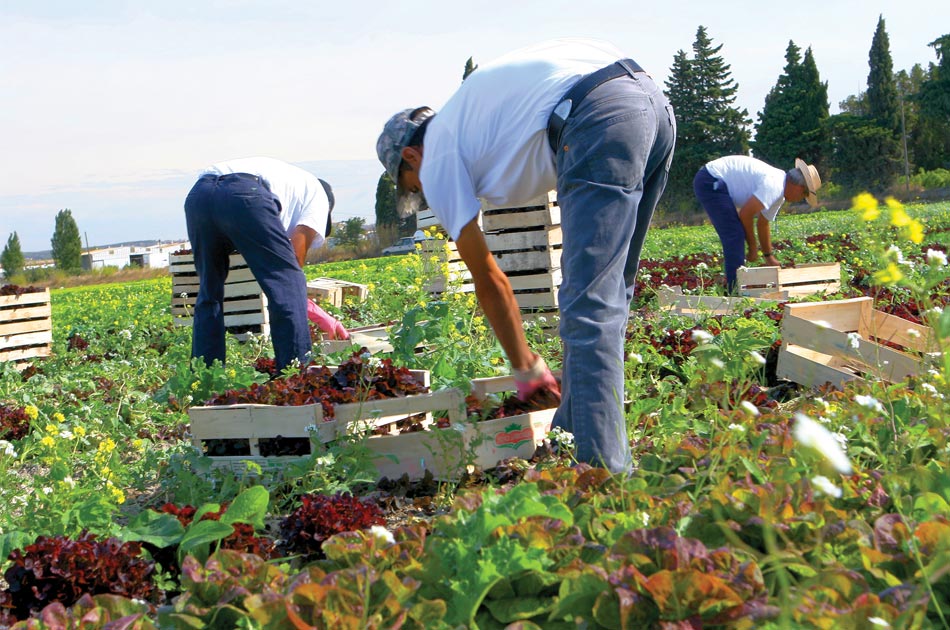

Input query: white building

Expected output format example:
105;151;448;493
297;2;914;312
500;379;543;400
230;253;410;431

81;241;190;271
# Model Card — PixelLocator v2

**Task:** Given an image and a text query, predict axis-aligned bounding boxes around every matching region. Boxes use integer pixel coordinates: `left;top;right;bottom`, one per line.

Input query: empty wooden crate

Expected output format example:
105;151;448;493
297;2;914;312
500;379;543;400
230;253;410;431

738;262;841;298
777;297;941;389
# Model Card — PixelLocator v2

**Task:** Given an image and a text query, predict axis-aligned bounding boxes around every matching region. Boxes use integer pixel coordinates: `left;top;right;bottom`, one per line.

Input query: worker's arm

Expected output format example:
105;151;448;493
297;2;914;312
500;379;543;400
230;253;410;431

454;218;535;371
289;225;318;269
756;214;781;267
738;196;765;262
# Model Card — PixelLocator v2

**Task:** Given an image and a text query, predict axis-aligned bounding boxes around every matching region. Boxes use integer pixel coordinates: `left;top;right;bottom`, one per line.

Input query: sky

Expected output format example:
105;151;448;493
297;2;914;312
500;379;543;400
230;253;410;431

2;0;948;254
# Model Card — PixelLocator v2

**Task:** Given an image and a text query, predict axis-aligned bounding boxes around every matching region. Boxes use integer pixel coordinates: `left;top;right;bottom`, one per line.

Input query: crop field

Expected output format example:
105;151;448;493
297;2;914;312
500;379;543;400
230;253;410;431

0;198;948;629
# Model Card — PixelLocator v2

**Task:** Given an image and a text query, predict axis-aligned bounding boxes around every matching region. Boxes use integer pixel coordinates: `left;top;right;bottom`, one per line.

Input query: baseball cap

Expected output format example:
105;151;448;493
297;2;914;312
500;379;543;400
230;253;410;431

376;106;436;217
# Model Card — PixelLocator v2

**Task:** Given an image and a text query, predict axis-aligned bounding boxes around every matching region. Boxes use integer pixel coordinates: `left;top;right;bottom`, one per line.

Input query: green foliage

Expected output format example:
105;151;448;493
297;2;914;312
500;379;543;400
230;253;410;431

663;25;752;209
50;209;82;273
867;15;900;135
754;42;830;170
373;171;398;232
153;347;267;410
1;232;24;279
916;34;950;170
825;113;901;191
336;216;366;249
462;56;478;81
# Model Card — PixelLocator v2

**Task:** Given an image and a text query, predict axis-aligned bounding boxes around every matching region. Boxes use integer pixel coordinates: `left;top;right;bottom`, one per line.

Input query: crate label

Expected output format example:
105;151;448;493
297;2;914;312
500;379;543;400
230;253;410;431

494;422;535;449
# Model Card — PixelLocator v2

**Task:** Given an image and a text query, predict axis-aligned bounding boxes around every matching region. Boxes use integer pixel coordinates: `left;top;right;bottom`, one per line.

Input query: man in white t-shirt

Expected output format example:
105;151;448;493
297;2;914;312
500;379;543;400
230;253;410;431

694;155;821;293
184;157;345;371
376;39;676;473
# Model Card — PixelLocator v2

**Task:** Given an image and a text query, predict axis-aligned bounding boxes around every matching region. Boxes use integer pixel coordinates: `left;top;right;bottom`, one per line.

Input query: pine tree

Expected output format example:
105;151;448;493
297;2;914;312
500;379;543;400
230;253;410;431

753;41;804;167
50;208;82;272
1;232;25;279
867;15;900;135
462;57;478;81
663;26;751;209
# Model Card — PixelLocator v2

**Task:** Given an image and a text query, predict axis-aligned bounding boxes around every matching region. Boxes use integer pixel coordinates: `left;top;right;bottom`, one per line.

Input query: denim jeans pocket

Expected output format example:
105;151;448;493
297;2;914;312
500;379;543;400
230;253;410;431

566;104;653;188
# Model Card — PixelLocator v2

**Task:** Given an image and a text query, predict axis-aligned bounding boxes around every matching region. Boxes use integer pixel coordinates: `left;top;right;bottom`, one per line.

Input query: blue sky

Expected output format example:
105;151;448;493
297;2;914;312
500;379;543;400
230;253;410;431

2;0;947;252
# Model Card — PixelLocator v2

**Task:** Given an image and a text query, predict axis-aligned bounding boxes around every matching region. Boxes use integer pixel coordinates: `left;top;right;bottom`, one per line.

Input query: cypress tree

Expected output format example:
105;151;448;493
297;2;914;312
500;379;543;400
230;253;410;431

916;34;950;169
867;15;900;135
462;57;478;81
753;41;804;167
374;172;398;230
663;26;751;209
1;232;25;279
50;208;83;272
797;47;831;167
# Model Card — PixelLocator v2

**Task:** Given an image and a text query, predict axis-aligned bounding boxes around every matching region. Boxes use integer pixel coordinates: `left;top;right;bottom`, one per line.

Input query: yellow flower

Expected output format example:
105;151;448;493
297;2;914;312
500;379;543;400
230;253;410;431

132;439;145;451
852;193;879;221
52;412;65;423
226;369;236;379
107;481;125;505
24;405;38;421
906;219;924;244
74;425;86;438
190;381;200;391
99;437;117;453
40;436;56;448
889;205;911;228
45;424;59;434
873;263;904;285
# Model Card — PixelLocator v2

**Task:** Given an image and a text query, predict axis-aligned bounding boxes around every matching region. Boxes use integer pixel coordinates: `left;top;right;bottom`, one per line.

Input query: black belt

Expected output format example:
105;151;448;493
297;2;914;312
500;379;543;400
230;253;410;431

200;172;271;192
547;58;645;152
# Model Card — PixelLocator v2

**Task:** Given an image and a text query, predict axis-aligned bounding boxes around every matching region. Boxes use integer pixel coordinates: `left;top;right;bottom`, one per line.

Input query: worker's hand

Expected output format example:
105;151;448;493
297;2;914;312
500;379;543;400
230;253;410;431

746;247;759;263
764;254;781;267
307;299;349;340
513;354;561;403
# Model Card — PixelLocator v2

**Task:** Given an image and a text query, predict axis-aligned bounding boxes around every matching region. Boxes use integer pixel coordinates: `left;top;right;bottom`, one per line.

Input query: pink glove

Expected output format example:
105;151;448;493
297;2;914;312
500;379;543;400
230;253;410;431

307;299;350;340
513;354;561;403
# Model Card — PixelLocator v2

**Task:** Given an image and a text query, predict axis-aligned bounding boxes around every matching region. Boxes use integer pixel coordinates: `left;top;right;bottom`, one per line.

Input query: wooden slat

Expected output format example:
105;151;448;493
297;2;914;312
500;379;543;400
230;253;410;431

0;330;53;351
0;318;52;336
776;345;863;389
868;310;938;353
0;304;52;321
0;290;51;308
493;249;561;274
485;226;562;253
783;297;872;333
0;345;53;363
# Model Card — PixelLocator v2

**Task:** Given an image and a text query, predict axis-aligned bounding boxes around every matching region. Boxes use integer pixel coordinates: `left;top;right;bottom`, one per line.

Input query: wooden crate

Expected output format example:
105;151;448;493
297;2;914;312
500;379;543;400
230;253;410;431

0;289;53;369
416;208;441;231
777;297;941;389
738;262;841;298
419;239;473;295
467;375;557;466
481;191;560;231
170;253;270;338
319;323;392;355
306;278;368;309
656;285;779;320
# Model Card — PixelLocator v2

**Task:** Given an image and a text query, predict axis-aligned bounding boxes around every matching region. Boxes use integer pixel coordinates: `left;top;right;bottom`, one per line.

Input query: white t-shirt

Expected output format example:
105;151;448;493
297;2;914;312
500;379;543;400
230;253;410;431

201;156;330;248
704;156;787;221
421;38;625;240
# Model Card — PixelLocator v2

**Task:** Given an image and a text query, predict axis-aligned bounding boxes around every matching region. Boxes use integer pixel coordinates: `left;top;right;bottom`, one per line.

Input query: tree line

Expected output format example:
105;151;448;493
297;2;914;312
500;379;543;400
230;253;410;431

1;209;82;279
374;18;950;233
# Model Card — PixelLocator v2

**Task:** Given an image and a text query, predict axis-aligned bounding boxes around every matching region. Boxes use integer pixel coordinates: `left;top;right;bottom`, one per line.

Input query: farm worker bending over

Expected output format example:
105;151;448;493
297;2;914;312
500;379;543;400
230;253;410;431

376;38;676;474
184;156;348;372
693;155;821;293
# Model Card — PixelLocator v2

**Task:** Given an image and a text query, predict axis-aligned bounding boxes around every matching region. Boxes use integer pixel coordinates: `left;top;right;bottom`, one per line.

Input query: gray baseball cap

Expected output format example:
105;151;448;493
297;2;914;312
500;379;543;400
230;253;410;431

376;106;436;217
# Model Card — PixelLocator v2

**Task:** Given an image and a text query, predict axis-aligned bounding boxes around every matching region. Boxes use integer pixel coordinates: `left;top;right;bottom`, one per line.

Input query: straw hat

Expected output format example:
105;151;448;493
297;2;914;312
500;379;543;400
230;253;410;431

795;158;821;207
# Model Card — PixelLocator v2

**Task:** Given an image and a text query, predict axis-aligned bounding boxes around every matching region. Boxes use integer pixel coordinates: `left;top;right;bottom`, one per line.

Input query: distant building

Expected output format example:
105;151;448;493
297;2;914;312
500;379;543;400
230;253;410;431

81;241;190;271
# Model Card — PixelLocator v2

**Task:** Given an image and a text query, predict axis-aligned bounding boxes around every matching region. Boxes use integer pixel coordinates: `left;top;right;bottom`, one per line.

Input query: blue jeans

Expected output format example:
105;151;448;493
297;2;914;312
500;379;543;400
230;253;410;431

693;167;744;293
553;72;676;473
184;173;311;371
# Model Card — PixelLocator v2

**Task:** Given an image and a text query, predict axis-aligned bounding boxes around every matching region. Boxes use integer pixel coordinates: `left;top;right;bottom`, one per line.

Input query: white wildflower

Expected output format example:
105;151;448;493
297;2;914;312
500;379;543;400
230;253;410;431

906;328;921;338
710;358;725;369
926;249;948;267
831;432;848;448
740;401;760;416
368;525;395;545
42;487;53;495
868;617;891;628
854;395;885;414
886;245;906;264
921;383;938;395
811;475;842;498
179;292;188;299
0;440;16;458
692;329;714;343
549;427;575;447
793;413;853;474
59;430;74;440
696;262;708;270
63;476;76;488
728;423;746;432
627;352;643;364
847;332;861;350
118;329;132;340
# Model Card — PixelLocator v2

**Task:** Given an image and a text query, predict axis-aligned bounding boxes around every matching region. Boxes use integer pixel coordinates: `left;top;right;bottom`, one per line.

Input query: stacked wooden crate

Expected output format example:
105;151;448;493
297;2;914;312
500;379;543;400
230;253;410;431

170;252;270;339
306;278;368;309
776;296;941;389
482;191;562;326
737;262;841;299
656;285;781;320
0;288;53;369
